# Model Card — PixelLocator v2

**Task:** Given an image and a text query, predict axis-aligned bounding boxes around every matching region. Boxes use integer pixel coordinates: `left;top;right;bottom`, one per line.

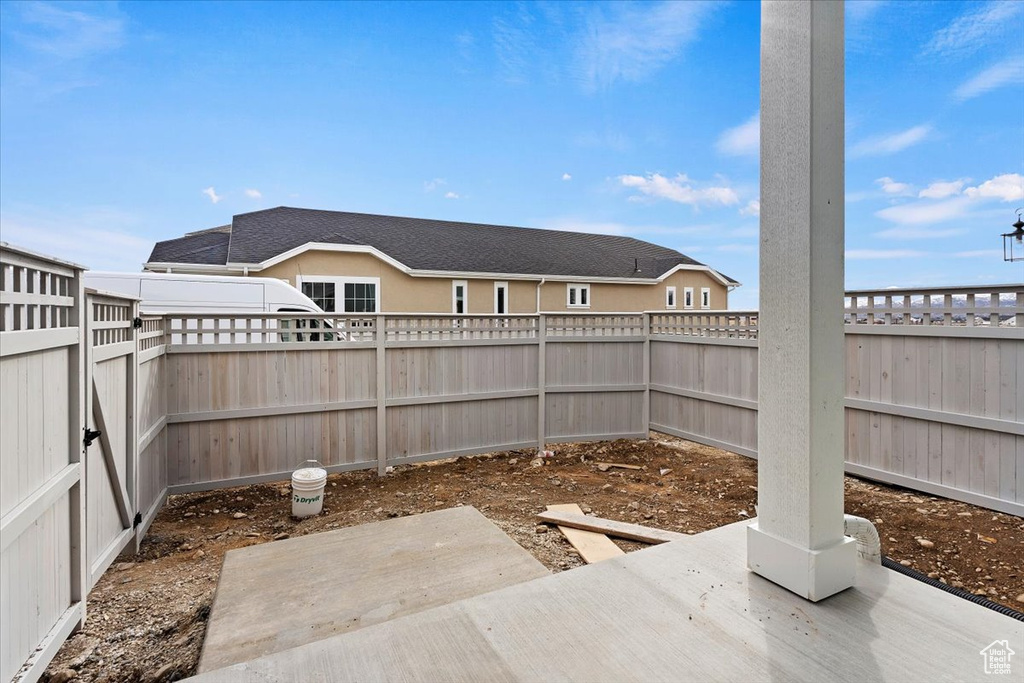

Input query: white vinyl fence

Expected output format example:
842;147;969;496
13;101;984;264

1;245;86;683
1;245;167;682
650;286;1023;516
1;240;1021;681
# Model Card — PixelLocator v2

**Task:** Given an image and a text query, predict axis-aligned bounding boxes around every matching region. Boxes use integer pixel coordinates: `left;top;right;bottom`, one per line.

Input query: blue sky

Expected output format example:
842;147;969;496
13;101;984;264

1;0;1021;309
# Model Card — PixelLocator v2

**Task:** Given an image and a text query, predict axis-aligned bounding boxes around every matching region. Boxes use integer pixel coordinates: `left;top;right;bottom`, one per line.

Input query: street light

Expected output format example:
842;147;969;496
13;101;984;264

1003;209;1024;262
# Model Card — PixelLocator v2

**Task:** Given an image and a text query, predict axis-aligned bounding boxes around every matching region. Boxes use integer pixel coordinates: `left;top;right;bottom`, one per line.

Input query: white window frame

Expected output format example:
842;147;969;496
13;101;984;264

566;283;590;309
683;287;694;309
452;280;467;315
494;281;509;314
295;275;381;313
665;286;677;310
701;287;711;309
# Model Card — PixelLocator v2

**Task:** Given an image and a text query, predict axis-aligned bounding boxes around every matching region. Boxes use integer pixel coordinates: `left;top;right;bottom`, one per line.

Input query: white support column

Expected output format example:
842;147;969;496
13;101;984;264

747;0;856;602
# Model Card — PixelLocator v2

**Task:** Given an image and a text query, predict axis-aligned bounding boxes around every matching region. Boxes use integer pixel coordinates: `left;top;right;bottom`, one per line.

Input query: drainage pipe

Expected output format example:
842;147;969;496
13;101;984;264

881;556;1024;622
843;514;881;564
843;514;1023;621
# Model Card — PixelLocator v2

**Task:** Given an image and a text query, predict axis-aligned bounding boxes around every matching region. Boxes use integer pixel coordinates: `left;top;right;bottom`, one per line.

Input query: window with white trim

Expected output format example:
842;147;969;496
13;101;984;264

302;281;336;312
701;287;711;309
297;276;380;313
452;280;467;314
494;281;508;314
566;283;590;308
666;286;676;309
683;287;694;309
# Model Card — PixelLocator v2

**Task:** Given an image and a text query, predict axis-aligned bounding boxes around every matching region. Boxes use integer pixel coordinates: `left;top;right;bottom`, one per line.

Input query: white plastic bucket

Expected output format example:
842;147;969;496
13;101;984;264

291;462;327;518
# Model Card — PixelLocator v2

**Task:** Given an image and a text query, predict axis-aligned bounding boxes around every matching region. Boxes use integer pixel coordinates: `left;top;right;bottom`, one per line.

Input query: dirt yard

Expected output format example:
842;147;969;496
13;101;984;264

43;435;1024;682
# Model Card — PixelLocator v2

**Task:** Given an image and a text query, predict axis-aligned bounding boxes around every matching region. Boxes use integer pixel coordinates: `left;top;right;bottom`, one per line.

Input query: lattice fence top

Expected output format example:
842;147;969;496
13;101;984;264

0;244;83;333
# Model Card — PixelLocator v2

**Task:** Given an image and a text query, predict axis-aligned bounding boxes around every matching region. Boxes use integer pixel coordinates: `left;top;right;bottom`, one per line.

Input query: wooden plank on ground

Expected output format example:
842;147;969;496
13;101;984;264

596;462;642;471
546;503;624;563
537;510;688;545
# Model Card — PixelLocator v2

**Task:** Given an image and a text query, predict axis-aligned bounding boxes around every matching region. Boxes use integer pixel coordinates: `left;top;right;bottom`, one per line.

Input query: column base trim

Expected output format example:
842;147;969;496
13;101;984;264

746;522;856;602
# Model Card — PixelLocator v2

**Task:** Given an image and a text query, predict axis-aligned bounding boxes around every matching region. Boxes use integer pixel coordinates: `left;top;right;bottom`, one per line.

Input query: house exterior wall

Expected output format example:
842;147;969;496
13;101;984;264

538;270;728;312
253;250;730;313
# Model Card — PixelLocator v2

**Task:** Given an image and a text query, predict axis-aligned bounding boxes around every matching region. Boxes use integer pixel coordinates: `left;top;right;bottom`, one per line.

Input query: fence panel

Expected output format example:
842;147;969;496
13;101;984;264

84;292;138;589
385;343;539;465
0;244;86;683
649;339;758;457
164;347;379;491
544;337;647;443
135;317;168;548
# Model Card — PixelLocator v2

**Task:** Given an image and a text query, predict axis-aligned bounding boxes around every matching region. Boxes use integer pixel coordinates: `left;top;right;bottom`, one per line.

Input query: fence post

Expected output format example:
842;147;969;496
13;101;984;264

126;299;139;552
537;314;546;455
375;314;387;475
69;269;87;627
128;301;142;552
642;312;650;437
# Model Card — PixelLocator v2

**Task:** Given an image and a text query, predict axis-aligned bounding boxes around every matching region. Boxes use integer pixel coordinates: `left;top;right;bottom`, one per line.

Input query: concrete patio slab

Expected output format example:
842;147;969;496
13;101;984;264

190;519;1022;682
196;505;549;672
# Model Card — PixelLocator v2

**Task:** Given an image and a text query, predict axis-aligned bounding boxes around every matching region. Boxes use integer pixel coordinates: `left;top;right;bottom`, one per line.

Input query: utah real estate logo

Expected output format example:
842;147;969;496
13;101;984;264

980;640;1015;675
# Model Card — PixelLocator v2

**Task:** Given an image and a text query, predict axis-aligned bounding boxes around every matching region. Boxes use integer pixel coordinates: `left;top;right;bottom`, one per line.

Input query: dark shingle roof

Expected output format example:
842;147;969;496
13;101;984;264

149;207;736;282
148;230;230;266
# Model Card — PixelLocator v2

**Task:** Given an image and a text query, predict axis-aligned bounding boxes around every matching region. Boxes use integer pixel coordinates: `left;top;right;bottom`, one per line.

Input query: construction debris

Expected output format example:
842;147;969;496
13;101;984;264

596;462;642;472
537;510;688;545
545;503;624;563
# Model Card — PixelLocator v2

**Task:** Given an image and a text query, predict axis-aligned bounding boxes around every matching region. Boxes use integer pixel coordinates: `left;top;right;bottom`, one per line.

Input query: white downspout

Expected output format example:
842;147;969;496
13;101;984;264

843;515;881;564
536;277;545;313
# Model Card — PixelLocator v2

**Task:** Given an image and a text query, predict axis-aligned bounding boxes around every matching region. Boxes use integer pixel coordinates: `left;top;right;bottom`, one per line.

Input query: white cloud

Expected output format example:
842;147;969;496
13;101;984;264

846;0;886;23
573;1;717;91
849;125;931;158
845;190;873;203
716;113;759;157
876;197;970;225
874;226;967;240
0;206;153;272
924;1;1023;58
739;199;760;217
3;2;127;96
423;178;446;192
618;173;739;207
954;58;1024;100
964;173;1024;202
873;174;1022;229
244;188;262;199
444;191;460;200
954;249;1003;258
918;179;966;199
202;187;221;204
846;249;929;260
562;173;572;181
875;177;912;195
11;2;125;60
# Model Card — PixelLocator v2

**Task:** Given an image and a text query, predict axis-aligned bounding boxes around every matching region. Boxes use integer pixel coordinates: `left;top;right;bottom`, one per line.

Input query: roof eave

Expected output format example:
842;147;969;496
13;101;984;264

222;242;736;286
